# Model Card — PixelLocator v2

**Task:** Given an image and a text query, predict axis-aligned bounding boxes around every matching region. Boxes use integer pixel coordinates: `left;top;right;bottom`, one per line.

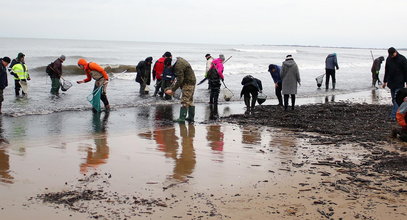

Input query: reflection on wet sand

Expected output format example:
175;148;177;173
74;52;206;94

140;123;196;182
242;126;262;145
173;124;196;181
206;124;224;152
0;117;13;184
270;130;298;158
325;95;335;103
80;112;110;173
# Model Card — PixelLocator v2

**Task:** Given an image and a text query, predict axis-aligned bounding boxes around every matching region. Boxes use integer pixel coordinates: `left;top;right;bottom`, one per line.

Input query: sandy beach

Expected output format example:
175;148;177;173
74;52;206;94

0;90;407;219
0;89;406;220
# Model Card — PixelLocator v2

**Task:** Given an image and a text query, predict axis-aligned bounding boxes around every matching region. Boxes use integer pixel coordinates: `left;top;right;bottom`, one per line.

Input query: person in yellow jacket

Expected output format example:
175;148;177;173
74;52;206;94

9;53;30;96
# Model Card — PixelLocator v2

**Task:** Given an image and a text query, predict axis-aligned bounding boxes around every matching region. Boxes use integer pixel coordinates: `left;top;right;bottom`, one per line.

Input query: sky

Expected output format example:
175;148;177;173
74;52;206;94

2;0;407;48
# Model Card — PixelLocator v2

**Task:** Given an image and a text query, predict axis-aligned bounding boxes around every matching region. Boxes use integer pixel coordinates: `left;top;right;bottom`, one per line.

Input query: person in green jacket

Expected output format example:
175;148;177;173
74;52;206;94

165;57;196;122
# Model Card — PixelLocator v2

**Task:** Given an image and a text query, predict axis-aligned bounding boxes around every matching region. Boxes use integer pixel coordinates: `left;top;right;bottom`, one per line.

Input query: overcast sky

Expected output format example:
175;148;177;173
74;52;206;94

2;0;407;48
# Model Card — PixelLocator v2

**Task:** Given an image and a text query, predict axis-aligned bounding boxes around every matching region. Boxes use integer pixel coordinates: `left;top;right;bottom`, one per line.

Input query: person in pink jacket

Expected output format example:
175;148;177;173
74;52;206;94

207;54;225;107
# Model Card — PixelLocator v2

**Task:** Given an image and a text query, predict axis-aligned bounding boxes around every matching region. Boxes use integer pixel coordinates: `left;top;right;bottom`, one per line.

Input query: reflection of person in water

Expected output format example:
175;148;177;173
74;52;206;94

153;105;178;158
80;112;110;173
173;123;196;181
241;127;262;145
0;117;13;183
206;124;224;151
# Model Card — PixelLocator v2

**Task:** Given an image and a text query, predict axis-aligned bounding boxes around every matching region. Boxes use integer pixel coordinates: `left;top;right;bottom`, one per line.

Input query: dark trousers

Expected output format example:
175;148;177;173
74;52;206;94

284;94;296;110
325;69;336;89
275;82;283;105
50;77;61;95
243;88;258;109
14;80;25;96
161;80;173;100
93;85;109;107
210;86;220;105
154;79;162;96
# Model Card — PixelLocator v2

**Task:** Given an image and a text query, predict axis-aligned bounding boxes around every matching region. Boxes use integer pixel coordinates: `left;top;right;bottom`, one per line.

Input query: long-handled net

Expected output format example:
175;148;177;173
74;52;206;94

315;74;325;88
61;78;73;91
87;86;103;112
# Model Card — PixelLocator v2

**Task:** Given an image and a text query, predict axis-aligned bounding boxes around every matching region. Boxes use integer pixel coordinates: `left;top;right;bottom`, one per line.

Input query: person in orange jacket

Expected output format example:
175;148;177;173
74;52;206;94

76;58;110;111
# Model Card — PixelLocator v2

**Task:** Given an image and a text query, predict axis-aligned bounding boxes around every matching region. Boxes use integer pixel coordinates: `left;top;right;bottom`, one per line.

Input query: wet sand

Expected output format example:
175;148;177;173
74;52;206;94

0;89;406;219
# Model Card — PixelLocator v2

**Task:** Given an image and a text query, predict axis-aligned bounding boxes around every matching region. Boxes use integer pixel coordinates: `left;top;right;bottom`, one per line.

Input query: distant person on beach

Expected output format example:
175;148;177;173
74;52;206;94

76;59;110;111
240;75;263;111
9;52;29;96
325;53;339;90
46;55;66;95
161;57;174;100
382;47;407;120
281;55;301;110
268;64;283;106
152;52;172;97
136;57;153;95
165;57;196;122
208;54;225;106
205;54;214;89
371;56;384;88
0;57;11;113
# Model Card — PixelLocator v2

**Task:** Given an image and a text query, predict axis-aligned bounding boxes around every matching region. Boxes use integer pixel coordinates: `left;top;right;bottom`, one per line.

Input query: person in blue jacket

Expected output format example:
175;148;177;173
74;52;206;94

268;64;283;106
325;53;339;90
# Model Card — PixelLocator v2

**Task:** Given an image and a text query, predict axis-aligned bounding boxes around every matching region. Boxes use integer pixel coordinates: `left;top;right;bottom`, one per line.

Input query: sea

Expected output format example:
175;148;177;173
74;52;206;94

0;37;397;117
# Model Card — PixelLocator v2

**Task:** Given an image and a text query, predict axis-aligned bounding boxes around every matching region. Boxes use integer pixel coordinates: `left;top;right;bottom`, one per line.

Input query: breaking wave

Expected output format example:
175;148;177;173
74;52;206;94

232;48;298;54
30;64;137;75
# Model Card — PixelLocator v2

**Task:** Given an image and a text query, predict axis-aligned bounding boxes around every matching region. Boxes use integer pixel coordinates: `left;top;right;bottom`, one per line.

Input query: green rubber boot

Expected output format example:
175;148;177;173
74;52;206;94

186;106;195;122
175;107;188;123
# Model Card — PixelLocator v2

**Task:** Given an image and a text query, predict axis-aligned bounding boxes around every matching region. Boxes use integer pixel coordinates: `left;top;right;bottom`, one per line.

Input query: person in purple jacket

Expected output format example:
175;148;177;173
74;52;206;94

268;64;283;106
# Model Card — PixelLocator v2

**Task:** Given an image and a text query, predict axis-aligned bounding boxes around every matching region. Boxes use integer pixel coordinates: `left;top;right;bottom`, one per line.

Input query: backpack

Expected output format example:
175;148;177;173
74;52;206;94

207;67;221;87
46;62;54;76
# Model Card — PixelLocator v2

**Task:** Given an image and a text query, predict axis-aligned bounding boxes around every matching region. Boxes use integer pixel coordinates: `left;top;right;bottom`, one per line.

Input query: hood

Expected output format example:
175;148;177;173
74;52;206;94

283;59;296;67
327;53;336;59
78;58;88;66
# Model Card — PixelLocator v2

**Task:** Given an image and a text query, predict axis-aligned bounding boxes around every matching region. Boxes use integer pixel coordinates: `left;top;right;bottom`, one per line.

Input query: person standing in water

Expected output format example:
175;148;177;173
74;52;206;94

9;52;29;96
165;57;196;122
371;56;384;88
0;57;10;113
136;57;153;95
152;52;172;97
325;53;339;90
47;55;66;95
76;58;110;111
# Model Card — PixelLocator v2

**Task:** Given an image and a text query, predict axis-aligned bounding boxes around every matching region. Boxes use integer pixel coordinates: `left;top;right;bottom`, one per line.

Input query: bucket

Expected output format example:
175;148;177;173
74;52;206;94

257;93;267;105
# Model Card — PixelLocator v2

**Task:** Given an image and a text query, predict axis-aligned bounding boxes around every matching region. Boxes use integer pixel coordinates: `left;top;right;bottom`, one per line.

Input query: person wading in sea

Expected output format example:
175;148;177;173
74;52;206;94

76;59;110;111
165;57;197;122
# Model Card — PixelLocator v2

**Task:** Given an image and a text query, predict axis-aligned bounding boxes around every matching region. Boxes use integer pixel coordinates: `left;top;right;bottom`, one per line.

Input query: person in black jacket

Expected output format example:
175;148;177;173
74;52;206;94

240;75;262;111
0;57;11;113
135;57;153;95
48;55;66;95
382;47;407;120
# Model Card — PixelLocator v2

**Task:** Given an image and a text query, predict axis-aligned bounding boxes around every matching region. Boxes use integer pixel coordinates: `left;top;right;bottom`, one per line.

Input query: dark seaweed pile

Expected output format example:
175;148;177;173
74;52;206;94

224;102;395;144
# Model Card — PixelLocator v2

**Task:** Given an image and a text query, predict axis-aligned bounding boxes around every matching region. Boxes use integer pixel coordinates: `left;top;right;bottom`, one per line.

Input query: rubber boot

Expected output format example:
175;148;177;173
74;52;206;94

175;107;188;123
186;106;195;122
291;95;296;110
332;83;336;90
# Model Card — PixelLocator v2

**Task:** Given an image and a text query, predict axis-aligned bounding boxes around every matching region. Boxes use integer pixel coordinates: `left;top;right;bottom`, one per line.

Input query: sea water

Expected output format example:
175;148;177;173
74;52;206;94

0;37;396;116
